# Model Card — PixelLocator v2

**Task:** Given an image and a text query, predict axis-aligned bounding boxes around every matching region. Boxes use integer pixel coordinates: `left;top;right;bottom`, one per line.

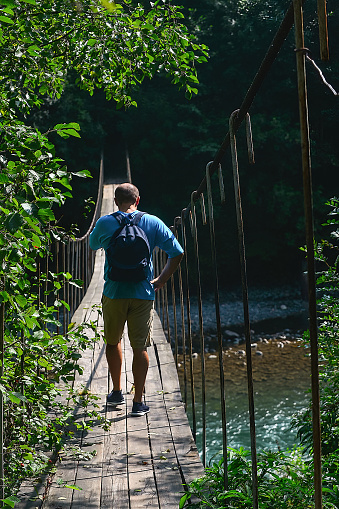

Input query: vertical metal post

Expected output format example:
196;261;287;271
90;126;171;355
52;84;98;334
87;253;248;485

0;300;4;503
170;273;179;367
163;272;171;344
180;211;196;440
293;2;322;507
126;146;132;183
317;0;329;61
160;251;166;327
205;163;228;489
190;195;207;467
229;114;258;509
176;224;188;409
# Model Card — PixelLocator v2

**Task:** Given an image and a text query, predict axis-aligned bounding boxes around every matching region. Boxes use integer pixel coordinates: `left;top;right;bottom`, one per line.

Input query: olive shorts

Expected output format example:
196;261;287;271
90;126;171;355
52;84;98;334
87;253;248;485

101;295;154;349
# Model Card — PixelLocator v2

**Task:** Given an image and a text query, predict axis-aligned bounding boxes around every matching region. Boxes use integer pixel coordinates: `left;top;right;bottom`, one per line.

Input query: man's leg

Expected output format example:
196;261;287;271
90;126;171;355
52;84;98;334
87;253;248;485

127;299;153;410
132;348;149;403
102;295;127;399
106;342;123;392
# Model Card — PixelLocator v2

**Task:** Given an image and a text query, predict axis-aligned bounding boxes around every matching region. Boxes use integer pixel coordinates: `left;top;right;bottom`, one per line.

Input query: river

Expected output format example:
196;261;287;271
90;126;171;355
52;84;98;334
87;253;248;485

178;330;311;464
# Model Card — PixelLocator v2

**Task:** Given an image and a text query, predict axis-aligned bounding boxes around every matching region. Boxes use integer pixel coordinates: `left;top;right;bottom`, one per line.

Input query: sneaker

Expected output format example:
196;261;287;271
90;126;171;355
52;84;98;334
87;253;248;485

130;401;150;417
107;390;125;407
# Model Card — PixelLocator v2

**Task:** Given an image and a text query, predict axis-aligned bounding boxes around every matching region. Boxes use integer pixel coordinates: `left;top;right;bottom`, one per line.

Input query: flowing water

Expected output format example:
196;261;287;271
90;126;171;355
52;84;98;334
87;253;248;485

178;330;311;464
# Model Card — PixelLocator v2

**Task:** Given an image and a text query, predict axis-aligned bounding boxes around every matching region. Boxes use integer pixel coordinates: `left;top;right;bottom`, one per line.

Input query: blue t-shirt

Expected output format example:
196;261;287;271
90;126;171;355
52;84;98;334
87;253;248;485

89;211;183;300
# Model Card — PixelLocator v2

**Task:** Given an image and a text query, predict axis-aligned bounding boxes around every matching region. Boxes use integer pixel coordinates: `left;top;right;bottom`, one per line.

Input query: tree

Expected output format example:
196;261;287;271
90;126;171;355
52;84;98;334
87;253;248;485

0;0;208;497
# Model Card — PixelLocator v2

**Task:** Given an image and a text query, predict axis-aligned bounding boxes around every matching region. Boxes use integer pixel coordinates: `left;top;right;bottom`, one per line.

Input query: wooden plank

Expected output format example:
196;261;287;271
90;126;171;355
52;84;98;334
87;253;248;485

122;331;159;508
145;346;187;507
151;313;205;486
71;397;106;509
101;331;129;509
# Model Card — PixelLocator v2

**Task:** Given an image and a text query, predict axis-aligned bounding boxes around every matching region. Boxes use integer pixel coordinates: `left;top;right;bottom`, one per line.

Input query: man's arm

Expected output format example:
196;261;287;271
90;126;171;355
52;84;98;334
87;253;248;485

150;253;183;291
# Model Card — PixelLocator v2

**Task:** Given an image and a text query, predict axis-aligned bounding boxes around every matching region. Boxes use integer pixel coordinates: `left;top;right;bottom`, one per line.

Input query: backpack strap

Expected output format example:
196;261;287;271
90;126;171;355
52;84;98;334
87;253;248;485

111;211;146;226
131;211;146;225
111;211;124;225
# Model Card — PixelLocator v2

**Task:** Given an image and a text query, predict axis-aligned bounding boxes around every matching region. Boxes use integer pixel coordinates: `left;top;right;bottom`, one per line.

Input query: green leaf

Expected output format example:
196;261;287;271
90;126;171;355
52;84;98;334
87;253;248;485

65;484;83;491
4;212;24;233
72;170;92;178
8;391;27;404
179;493;189;509
38;357;50;368
0;173;9;184
15;294;27;307
31;233;41;248
37;208;55;222
1;496;20;509
0;15;14;24
0;291;9;302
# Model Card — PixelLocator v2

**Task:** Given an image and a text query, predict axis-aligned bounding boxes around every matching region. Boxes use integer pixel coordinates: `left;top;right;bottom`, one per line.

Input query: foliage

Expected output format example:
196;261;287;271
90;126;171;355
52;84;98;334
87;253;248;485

43;0;339;285
0;0;208;115
0;118;105;497
0;0;208;500
292;197;339;473
180;447;338;509
182;198;339;509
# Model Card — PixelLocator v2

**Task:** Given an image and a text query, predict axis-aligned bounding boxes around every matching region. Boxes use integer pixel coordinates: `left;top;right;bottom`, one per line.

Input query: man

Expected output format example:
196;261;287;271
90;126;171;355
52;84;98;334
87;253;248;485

89;183;183;416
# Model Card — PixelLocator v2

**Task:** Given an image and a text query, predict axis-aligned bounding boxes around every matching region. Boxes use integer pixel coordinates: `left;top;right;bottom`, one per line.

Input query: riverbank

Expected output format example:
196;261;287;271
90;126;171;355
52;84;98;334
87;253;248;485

166;285;308;354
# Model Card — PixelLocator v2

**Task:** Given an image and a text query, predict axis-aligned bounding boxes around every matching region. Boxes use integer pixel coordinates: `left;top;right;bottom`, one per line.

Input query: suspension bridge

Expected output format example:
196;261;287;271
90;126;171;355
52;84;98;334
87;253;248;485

7;1;332;508
17;182;204;509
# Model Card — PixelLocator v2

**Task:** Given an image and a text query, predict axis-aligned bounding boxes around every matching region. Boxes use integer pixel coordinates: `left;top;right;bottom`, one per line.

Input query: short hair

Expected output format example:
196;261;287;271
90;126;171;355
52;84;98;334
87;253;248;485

115;183;139;205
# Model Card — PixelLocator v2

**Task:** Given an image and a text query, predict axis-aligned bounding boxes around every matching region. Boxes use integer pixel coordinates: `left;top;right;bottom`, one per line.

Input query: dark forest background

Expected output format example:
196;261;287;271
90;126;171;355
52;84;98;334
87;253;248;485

30;0;339;290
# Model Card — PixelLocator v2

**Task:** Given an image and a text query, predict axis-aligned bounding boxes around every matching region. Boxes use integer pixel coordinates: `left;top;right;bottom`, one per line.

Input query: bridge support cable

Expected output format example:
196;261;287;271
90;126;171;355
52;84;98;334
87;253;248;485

229;112;258;509
169;224;180;370
174;220;188;410
180;211;197;441
317;0;329;61
189;194;207;468
293;0;322;507
162;254;172;345
205;162;228;490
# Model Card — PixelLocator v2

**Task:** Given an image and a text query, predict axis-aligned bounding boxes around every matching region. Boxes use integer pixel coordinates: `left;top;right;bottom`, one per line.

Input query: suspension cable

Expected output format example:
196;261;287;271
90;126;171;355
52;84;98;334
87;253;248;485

190;193;207;467
180;210;197;440
229;111;258;509
205;162;228;489
293;1;322;506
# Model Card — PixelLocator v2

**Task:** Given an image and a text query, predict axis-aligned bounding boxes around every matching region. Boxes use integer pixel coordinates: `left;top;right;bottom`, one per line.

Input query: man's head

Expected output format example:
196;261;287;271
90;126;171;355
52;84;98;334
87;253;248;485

114;183;140;209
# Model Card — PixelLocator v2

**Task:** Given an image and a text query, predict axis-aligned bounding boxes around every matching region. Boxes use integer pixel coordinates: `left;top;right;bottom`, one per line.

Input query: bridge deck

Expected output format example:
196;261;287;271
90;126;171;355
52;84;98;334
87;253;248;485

18;184;203;508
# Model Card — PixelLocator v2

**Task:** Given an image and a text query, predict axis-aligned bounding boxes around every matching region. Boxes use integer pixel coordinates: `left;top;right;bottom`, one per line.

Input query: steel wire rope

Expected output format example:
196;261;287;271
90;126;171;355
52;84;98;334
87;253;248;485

162;253;171;345
172;219;183;372
229;111;258;509
205;162;228;490
170;277;179;369
317;0;329;61
180;209;197;440
174;218;188;410
293;1;322;506
160;251;166;327
189;192;207;467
